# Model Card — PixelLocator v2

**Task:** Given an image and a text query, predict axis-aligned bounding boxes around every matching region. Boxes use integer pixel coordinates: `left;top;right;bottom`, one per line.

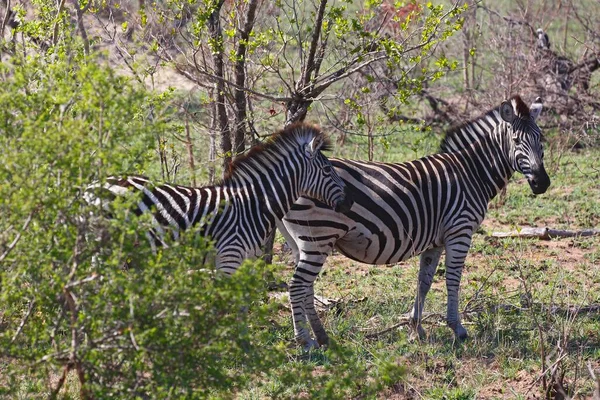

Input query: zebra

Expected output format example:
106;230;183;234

278;96;551;349
85;123;353;274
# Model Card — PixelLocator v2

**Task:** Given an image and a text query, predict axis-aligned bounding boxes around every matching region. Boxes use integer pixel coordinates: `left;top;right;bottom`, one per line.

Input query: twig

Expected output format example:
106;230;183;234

587;362;600;400
64;273;99;289
52;0;67;46
48;363;71;400
527;352;569;394
477;3;535;31
462;264;498;315
517;258;549;396
363;313;443;339
129;296;140;351
0;211;34;263
11;299;35;343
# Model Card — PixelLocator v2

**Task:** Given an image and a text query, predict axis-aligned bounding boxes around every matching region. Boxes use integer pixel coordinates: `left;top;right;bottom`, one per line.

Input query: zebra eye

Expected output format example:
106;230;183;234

513;137;522;145
322;165;332;173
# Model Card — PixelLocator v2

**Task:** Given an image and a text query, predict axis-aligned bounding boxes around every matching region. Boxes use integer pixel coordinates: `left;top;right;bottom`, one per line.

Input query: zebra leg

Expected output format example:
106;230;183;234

410;246;443;340
278;220;319;348
444;239;471;340
290;250;331;350
289;269;319;350
304;274;329;347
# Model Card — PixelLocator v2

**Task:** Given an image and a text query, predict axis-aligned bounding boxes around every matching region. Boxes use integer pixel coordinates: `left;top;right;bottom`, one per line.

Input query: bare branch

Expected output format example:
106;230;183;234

52;0;67;46
0;211;34;263
297;0;328;92
363;313;443;339
48;363;71;400
64;273;100;289
588;363;600;400
1;0;11;39
11;299;35;344
477;3;535;32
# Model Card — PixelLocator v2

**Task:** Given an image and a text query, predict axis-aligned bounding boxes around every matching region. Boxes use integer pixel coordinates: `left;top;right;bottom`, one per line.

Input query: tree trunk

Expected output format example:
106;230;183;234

206;0;232;176
232;0;259;158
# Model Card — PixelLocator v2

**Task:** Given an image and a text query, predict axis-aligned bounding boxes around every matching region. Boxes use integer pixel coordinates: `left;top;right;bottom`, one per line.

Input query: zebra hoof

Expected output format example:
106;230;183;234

302;338;320;352
409;324;427;342
409;319;427;341
315;332;330;348
416;325;427;341
450;323;469;341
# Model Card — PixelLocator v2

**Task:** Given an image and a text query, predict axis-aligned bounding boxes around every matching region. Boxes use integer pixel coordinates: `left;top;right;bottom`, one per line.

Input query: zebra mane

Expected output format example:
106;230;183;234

224;122;330;179
439;95;530;153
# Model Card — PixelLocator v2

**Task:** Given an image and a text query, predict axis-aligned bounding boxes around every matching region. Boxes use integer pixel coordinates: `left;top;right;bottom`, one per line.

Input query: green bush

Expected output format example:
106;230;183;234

0;49;282;398
0;21;407;399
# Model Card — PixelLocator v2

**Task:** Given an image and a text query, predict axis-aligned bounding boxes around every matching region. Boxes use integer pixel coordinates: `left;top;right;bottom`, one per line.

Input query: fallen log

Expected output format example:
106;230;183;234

489;227;600;240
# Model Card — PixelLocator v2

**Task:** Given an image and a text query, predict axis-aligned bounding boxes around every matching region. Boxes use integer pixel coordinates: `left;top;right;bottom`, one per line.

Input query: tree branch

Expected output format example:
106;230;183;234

297;0;328;92
74;0;91;55
490;227;600;240
11;299;35;344
0;211;34;263
233;0;259;157
162;48;291;102
567;54;600;75
48;363;71;400
1;0;11;39
52;0;67;46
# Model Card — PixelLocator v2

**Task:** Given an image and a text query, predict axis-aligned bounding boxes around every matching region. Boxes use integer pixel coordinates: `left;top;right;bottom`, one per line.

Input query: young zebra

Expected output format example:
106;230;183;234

278;96;551;349
85;123;352;274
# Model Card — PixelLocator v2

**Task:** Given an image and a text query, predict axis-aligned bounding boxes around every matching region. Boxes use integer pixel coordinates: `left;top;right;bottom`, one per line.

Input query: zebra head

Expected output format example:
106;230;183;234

299;127;353;213
499;96;551;194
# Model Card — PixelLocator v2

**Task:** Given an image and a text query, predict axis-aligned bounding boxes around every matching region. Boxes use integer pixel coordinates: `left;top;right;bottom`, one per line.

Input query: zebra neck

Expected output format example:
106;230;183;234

228;156;300;221
440;110;501;153
466;135;514;199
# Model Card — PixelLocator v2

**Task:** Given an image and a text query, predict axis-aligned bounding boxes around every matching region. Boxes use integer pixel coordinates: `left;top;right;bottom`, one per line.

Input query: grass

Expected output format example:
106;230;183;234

6;121;597;399
244;136;600;399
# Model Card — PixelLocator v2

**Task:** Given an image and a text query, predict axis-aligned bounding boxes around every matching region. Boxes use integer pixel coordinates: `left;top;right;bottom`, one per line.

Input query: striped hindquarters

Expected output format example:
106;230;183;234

85;176;220;246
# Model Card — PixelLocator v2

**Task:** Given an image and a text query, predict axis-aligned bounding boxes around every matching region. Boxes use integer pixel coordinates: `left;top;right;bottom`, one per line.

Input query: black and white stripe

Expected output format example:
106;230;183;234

278;96;550;349
85;123;352;274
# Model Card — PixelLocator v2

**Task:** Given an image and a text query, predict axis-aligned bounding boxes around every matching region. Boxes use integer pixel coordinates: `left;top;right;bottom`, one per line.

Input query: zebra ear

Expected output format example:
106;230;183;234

500;101;514;123
305;136;323;158
530;97;543;121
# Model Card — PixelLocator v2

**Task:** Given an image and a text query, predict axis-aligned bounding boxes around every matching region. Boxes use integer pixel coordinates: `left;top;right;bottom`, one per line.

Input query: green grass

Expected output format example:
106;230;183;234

239;139;600;398
17;126;595;399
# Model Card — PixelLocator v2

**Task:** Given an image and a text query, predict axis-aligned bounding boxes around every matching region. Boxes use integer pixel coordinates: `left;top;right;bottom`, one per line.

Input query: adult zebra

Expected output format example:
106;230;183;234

278;96;551;349
85;123;352;274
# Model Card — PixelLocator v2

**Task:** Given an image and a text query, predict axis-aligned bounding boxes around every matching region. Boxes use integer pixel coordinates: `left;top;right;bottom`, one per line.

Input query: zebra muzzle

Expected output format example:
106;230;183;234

527;165;551;195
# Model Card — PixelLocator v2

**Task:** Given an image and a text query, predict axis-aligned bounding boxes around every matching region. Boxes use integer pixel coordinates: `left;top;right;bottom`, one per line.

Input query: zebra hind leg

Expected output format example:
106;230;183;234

410;246;444;340
444;239;471;341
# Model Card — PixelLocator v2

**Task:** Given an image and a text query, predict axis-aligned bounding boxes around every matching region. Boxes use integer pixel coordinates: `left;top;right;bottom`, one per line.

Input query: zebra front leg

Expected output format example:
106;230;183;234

304;281;329;347
410;246;443;340
444;238;471;340
289;261;323;350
